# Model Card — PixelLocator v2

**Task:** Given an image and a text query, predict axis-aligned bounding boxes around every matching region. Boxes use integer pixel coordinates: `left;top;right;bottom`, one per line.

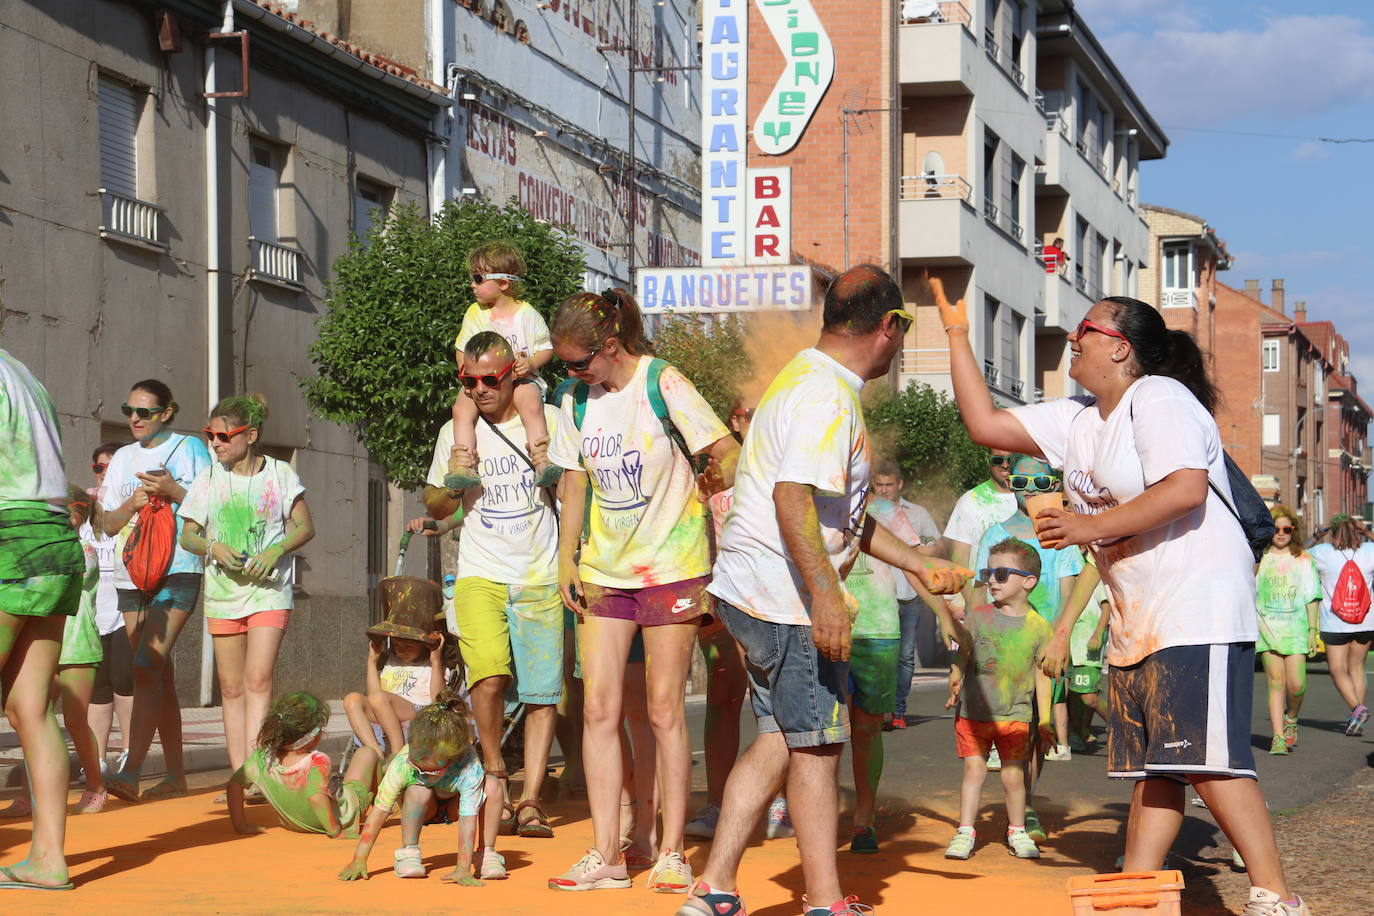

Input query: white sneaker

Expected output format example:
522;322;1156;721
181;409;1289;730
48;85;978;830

1044;745;1072;762
765;797;793;839
986;746;1002;771
1244;887;1309;915
684;803;720;840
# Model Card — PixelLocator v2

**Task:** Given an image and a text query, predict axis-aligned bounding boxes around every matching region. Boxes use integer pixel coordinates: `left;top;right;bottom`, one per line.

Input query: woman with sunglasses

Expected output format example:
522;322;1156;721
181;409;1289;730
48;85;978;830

935;286;1307;916
100;379;211;803
1254;507;1319;754
178;394;314;807
545;289;739;893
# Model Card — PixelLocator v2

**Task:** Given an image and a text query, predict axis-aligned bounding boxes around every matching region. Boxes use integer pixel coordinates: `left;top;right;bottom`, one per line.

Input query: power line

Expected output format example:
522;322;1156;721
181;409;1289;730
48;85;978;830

1160;125;1374;144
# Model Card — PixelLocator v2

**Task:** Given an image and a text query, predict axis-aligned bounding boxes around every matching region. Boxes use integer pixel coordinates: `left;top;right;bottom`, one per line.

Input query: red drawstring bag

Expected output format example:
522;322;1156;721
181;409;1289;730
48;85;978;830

122;494;176;595
1331;553;1372;625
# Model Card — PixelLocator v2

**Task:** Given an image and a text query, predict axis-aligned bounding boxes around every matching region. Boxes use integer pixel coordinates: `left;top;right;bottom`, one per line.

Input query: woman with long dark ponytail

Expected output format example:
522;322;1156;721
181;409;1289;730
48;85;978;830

936;287;1308;915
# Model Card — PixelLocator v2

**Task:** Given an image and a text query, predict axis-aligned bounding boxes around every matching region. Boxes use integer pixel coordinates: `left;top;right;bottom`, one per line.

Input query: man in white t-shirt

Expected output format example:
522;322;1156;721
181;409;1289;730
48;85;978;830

681;266;971;916
871;460;942;724
420;332;562;868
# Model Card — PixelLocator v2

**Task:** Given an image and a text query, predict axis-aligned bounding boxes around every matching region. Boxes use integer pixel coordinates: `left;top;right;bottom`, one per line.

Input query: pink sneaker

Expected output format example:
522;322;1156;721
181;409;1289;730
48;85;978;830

74;790;108;814
547;849;632;891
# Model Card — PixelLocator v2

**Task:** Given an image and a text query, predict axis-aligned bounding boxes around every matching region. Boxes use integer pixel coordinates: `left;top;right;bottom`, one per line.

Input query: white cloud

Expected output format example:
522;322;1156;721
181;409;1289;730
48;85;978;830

1291;140;1332;162
1097;15;1374;125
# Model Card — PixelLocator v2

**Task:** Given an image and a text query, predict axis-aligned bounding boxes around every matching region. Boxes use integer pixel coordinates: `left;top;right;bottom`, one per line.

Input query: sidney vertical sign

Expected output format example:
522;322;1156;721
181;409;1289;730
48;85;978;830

753;0;835;155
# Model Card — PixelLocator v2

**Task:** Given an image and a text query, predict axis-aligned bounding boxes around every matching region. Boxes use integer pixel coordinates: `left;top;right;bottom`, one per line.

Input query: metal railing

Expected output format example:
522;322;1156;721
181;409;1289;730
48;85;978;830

900;1;970;25
1010;61;1025;87
1007;216;1024;242
1074;271;1104;303
900;347;951;375
983;359;1000;388
250;237;305;288
983;199;999;222
983;29;999;60
899;173;973;201
98;189;165;249
1161;289;1197;308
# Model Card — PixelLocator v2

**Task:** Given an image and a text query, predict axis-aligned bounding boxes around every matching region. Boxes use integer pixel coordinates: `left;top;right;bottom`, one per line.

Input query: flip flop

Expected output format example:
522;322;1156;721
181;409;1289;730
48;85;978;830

0;865;74;891
140;780;188;802
104;776;141;804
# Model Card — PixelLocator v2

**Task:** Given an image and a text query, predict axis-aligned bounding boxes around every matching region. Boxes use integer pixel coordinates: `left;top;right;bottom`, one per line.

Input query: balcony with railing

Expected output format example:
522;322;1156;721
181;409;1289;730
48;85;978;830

900;173;972;202
250;237;306;290
898;173;977;262
899;2;976;89
98;189;167;252
1074;270;1104;304
900;346;951;377
899;1;970;25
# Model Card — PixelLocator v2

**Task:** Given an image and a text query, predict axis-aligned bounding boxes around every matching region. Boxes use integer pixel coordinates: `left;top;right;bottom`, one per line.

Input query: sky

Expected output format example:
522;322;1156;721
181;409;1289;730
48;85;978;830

1075;1;1374;382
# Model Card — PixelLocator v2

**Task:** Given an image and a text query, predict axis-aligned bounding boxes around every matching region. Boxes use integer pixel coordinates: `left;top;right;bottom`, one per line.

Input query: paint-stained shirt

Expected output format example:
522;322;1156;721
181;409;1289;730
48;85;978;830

1255;550;1321;653
379;660;435;708
943;480;1017;551
973;520;1084;625
1009;376;1258;667
847;498;919;640
894;498;940;601
961;604;1052;723
178;457;304;618
101;433;213;588
0;349;69;511
710;349;871;626
425;409;559;586
455;301;551;393
549;356;728;589
1070;579;1110;669
1309;543;1374;634
374;745;485;817
232;748;336;834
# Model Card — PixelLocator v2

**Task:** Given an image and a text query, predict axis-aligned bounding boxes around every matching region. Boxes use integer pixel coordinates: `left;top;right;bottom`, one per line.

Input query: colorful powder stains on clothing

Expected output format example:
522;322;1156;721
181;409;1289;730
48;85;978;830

845;499;917;640
59;540;104;666
374;745;485;817
960;604;1052;723
974;519;1084;624
1256;550;1321;655
231;748;336;834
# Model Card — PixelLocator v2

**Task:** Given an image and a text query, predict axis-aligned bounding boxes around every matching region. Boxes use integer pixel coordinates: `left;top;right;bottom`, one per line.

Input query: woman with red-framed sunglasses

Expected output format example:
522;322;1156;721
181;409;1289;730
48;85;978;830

1254;506;1320;756
177;393;315;817
936;287;1308;914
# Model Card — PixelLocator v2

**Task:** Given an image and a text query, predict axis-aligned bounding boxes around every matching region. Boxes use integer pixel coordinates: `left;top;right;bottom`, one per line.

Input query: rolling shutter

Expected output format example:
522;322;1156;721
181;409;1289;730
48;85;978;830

98;77;139;198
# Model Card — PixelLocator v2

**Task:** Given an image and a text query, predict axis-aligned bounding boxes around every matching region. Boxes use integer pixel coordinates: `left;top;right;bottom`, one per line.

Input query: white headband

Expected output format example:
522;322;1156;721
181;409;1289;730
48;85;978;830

287;726;322;751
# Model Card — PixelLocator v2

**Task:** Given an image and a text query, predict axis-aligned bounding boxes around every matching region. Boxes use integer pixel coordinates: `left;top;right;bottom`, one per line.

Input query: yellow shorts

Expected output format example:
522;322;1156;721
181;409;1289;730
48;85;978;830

452;577;564;704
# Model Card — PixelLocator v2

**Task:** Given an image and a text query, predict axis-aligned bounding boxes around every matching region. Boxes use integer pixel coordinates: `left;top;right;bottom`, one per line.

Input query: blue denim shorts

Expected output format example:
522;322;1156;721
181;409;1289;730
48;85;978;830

718;600;850;747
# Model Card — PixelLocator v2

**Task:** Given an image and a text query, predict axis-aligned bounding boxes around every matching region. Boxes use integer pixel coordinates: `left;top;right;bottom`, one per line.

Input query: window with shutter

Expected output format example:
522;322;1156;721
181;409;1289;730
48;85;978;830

249;141;281;243
354;178;392;242
99;77;139;198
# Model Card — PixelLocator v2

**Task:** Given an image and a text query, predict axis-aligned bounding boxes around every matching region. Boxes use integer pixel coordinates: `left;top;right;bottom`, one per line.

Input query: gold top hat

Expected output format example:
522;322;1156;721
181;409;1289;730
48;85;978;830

365;576;443;643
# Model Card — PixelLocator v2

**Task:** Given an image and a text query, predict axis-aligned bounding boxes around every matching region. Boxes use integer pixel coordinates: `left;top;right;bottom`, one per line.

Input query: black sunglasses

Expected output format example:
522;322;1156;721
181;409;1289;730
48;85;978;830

563;343;604;373
1010;474;1058;492
121;403;166;419
979;566;1035;584
989;455;1010;467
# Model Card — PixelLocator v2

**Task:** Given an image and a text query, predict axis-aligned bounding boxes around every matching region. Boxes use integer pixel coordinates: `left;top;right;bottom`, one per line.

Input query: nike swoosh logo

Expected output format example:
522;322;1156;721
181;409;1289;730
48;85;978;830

670;598;695;614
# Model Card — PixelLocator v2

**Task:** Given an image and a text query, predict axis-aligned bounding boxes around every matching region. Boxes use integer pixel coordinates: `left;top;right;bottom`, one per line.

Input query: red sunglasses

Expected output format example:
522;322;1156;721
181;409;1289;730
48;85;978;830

1074;318;1128;341
458;360;516;390
203;424;250;443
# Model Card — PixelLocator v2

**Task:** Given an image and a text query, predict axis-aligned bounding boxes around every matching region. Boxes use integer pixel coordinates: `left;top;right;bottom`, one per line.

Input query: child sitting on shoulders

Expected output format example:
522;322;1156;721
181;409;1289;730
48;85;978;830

338;689;489;885
945;537;1054;861
227;691;381;837
446;242;560;490
343;591;447;756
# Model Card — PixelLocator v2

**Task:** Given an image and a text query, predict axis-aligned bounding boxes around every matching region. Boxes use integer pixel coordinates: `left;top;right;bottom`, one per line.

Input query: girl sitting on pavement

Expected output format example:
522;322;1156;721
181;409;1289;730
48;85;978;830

227;691;380;837
342;602;447;757
338;689;488;885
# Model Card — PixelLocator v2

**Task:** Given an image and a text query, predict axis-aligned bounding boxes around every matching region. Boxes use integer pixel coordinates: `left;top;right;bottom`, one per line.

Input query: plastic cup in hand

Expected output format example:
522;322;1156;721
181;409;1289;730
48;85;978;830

1025;492;1068;548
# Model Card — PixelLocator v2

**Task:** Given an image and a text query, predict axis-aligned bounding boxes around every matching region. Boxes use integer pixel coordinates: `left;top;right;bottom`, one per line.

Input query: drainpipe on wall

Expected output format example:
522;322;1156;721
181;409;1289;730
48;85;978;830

426;0;455;216
200;0;234;707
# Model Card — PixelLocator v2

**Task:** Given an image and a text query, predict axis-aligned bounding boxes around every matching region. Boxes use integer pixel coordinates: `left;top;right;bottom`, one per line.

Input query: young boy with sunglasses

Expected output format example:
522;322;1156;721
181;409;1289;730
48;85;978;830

972;454;1083;838
945;537;1054;860
447;242;560;491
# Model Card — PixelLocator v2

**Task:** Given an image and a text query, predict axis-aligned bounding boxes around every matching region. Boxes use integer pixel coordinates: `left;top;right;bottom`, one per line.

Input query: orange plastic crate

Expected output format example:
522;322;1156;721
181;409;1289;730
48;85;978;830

1066;870;1184;914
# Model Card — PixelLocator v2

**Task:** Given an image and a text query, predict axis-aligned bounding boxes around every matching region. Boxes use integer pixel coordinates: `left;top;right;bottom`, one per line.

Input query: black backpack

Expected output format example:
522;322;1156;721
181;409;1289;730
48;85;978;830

1209;452;1276;564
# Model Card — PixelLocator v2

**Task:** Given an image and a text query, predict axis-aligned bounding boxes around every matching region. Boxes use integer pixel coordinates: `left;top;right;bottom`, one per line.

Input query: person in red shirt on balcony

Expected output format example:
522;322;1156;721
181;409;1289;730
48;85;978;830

1041;237;1067;275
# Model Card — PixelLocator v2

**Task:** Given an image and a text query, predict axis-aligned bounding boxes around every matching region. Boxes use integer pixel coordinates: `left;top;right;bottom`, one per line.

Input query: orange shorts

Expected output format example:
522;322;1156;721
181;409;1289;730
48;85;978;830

206;609;291;636
955;717;1031;761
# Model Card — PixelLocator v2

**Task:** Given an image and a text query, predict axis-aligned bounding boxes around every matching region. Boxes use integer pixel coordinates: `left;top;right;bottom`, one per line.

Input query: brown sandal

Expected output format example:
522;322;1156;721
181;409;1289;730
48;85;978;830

515;799;554;838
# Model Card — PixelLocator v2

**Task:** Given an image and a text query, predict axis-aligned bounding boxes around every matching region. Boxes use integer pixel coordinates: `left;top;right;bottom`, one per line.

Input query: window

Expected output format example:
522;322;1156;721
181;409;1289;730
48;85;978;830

1008;0;1026;67
1008;154;1024;239
249;140;284;243
983;130;999;221
1262;414;1281;447
1090;232;1106;299
1162;241;1192;290
1263;340;1280;372
99;76;140;198
983;296;999;383
1074;216;1088;289
354;177;392;242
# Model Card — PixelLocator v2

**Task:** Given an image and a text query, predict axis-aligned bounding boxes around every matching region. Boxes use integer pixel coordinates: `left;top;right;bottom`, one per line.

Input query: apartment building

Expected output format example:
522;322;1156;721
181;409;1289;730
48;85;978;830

0;0;448;701
898;0;1165;404
1138;204;1234;363
295;0;703;288
1296;308;1372;521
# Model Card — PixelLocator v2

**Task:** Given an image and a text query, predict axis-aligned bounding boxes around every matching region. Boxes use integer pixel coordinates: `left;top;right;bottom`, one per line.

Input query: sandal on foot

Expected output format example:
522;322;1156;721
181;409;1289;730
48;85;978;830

0;796;32;818
104;775;141;804
74;790;108;814
516;799;554;838
0;865;73;891
140;779;188;802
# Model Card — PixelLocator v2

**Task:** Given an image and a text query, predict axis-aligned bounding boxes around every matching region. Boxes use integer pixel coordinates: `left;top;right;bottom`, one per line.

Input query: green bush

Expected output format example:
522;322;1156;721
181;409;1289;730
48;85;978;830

651;314;753;422
865;381;989;513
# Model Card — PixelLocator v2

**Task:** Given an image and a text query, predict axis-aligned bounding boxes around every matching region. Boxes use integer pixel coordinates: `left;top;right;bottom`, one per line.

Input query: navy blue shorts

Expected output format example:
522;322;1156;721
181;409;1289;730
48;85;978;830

1107;642;1257;781
718;600;850;748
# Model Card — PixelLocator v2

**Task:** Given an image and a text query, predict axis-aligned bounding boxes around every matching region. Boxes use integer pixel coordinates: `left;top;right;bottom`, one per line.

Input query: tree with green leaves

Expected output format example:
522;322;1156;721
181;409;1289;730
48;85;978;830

650;314;753;421
865;381;990;516
303;197;586;488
